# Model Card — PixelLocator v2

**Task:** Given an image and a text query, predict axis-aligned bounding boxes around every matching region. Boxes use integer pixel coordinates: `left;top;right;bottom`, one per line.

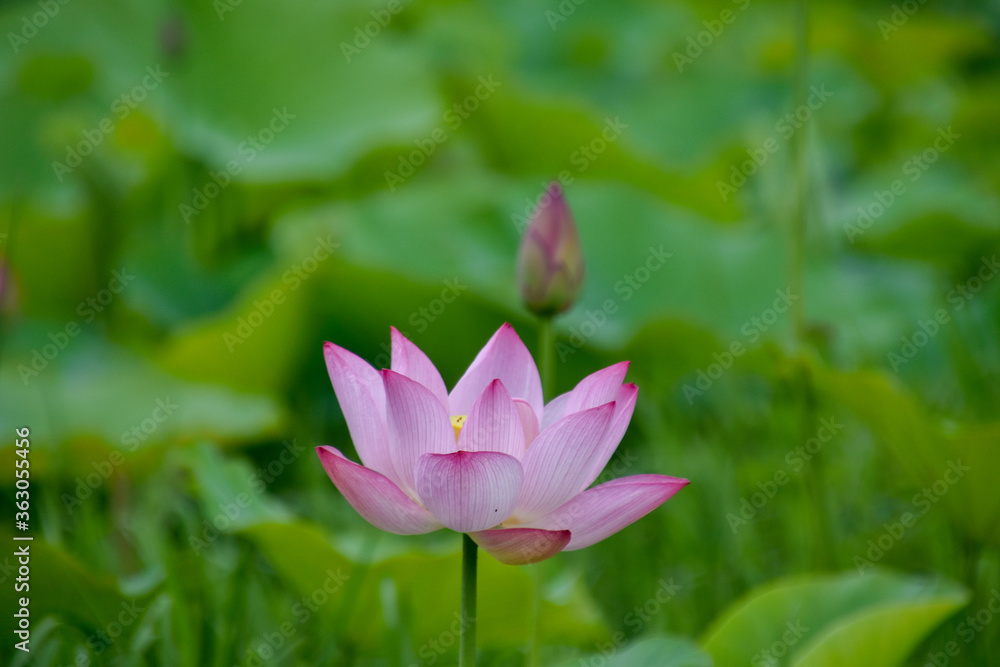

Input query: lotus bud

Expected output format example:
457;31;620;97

516;183;584;317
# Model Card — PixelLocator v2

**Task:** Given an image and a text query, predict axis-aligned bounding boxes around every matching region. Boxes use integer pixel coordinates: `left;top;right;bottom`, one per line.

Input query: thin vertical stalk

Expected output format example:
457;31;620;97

791;0;834;568
527;563;542;667
528;316;556;667
539;317;555;400
460;534;478;667
791;0;809;345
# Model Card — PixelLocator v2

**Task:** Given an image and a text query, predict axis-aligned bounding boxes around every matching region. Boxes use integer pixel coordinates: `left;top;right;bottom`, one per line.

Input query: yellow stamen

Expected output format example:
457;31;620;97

451;415;467;442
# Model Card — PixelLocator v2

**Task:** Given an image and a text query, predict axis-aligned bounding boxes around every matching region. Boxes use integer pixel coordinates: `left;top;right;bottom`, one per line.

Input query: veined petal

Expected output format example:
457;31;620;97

324;342;384;406
315;446;443;535
513;402;614;523
415;451;523;533
323;342;393;479
470;527;571;565
458;379;525;459
527;474;688;550
540;361;628;430
540;391;571;431
449;323;543;424
383;370;457;498
513;398;540;448
580;383;639;490
390;327;449;409
563;361;630;414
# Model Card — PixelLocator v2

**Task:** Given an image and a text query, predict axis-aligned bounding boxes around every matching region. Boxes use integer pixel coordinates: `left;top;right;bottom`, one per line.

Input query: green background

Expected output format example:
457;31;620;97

1;0;999;665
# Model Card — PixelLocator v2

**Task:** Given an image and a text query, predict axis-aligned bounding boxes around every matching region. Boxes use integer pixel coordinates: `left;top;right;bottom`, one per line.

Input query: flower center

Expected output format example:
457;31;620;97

450;415;467;442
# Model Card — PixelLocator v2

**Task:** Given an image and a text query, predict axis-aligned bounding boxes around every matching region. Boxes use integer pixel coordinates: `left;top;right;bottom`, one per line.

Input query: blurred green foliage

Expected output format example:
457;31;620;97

1;0;999;665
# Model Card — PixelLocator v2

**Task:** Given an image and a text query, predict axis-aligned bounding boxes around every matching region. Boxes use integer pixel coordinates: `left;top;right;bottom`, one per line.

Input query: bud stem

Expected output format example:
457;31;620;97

539;317;555;402
529;316;557;667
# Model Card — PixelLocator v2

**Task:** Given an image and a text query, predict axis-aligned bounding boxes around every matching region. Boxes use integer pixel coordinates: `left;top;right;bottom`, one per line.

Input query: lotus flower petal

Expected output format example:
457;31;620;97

323;342;394;479
470;527;571;565
458;379;526;459
383;369;456;497
316;446;442;535
514;402;614;522
527;474;689;550
581;383;639;490
449;323;543;424
415;451;523;533
513;398;540;447
390;326;449;409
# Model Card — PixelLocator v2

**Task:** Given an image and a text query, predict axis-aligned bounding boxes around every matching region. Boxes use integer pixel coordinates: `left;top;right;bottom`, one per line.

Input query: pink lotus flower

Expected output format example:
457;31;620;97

316;323;688;565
